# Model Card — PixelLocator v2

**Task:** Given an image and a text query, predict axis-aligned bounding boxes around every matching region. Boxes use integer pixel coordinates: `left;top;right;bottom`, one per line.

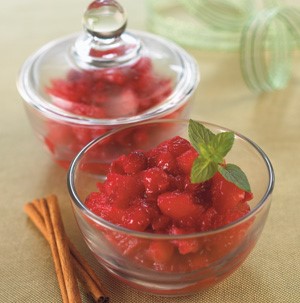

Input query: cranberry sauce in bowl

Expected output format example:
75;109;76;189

17;0;199;169
68;119;274;296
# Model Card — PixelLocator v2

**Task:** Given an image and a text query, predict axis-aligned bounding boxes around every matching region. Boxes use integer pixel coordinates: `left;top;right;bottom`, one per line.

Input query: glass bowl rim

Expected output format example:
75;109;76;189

67;118;275;240
17;30;199;126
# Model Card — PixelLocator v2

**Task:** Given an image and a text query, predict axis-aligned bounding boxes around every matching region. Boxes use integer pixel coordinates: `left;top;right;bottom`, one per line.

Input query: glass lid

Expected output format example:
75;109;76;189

18;0;199;125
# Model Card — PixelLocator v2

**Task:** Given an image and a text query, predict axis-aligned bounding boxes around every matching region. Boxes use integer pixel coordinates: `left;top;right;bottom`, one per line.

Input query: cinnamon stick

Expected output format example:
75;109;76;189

40;196;82;303
25;199;48;239
30;198;109;302
67;240;109;303
24;196;109;303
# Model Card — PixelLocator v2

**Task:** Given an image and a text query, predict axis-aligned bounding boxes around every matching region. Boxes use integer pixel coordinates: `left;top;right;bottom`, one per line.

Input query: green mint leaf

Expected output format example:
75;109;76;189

188;119;215;152
199;143;212;160
198;132;234;164
188;120;252;192
210;131;234;159
199;143;223;163
191;157;218;183
218;163;251;192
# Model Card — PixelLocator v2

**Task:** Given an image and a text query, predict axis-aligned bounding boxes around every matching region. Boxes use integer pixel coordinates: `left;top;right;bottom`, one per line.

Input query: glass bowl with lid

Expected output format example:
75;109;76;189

17;0;199;169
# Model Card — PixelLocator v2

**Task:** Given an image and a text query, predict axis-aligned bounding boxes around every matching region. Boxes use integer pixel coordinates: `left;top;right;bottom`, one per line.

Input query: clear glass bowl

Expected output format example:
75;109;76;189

67;119;274;296
17;1;199;169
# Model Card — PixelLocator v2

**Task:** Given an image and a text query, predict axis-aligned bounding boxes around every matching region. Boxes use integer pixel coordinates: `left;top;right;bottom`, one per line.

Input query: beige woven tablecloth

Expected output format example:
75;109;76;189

1;0;300;302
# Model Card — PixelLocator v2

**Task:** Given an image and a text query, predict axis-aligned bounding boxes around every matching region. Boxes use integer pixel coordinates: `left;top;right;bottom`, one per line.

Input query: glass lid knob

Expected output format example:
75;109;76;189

72;0;141;68
83;0;127;39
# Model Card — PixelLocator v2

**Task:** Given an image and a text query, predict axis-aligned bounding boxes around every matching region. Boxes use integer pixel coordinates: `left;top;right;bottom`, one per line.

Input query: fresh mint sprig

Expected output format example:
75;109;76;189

188;119;251;192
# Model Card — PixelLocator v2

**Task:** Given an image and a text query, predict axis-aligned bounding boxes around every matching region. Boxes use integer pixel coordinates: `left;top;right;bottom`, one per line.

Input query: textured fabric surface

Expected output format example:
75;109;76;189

1;0;300;302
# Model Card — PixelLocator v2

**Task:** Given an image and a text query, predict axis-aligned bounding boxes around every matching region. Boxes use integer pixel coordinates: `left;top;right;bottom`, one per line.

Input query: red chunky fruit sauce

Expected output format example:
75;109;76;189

85;136;254;273
44;57;180;168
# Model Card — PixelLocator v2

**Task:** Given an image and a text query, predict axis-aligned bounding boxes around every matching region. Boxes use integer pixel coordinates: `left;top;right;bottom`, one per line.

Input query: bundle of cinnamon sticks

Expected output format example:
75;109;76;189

24;194;109;303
